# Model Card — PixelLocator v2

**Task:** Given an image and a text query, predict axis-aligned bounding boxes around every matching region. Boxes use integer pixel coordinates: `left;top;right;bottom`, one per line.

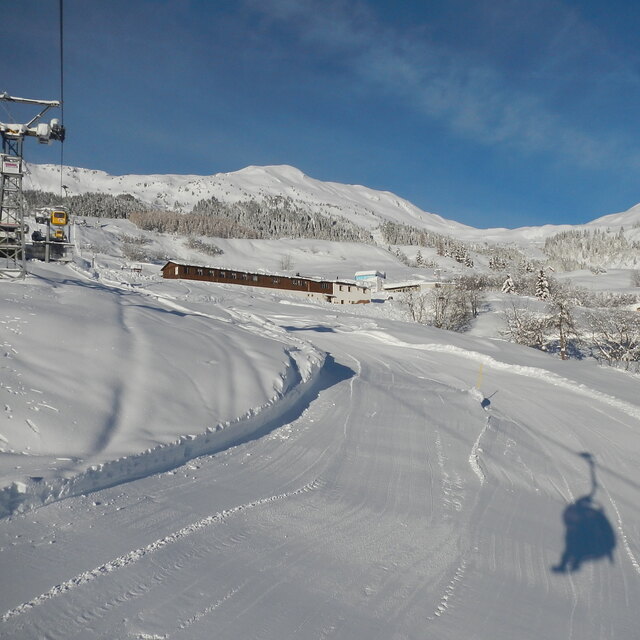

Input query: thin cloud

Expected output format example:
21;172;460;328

243;0;640;169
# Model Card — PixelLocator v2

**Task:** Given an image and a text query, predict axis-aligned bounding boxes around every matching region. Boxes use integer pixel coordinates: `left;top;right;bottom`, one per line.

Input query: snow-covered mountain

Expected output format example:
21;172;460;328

588;201;640;228
25;163;640;254
26;162;471;235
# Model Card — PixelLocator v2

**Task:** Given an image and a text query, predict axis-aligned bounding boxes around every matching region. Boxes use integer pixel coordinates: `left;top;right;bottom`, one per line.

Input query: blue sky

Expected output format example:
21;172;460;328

3;0;640;228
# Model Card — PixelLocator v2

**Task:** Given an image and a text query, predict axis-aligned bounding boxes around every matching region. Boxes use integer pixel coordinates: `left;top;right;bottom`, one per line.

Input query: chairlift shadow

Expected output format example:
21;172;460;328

481;390;498;409
552;453;616;574
282;325;336;333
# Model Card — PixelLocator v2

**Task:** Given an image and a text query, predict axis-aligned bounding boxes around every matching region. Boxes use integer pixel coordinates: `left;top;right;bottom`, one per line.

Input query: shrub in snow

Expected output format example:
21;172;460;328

279;254;294;270
501;301;547;349
586;309;640;371
185;236;224;256
455;275;488;318
501;289;580;360
400;287;475;331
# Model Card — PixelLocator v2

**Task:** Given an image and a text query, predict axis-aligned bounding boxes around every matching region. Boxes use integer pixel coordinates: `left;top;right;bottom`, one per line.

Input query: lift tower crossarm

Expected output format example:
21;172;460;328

0;93;63;132
0;92;60;107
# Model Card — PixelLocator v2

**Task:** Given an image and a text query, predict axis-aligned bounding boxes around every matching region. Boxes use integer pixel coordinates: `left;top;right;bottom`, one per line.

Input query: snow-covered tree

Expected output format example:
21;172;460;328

279;254;294;271
455;274;487;318
546;298;578;360
185;237;224;256
535;269;550;300
501;301;546;349
502;274;516;293
24;190;148;219
586;309;640;370
394;248;411;265
544;228;640;270
400;286;474;331
400;290;430;324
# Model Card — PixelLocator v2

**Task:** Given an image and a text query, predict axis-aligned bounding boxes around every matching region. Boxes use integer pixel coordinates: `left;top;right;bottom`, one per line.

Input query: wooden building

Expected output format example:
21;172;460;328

161;261;370;304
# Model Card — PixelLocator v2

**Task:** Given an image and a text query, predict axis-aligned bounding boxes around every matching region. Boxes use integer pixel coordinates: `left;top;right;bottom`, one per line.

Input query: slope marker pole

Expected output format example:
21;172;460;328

475;363;484;390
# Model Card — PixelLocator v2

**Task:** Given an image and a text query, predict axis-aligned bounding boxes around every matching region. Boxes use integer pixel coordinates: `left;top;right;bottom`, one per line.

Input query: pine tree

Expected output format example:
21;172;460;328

535;269;550;300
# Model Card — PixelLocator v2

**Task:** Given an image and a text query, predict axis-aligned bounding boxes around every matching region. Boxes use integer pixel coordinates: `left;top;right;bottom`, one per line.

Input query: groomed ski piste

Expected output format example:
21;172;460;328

1;248;639;638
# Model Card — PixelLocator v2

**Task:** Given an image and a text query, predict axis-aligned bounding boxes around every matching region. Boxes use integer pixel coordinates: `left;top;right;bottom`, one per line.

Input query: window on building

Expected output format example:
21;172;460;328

253;275;258;282
197;268;204;276
219;271;226;278
272;277;280;284
231;272;237;279
321;282;330;289
208;269;215;276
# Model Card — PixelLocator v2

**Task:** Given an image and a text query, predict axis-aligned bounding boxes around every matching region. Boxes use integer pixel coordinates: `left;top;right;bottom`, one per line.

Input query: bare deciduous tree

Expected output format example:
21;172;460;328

501;301;546;349
586;309;640;370
455;275;487;318
546;298;579;360
400;286;474;331
400;290;430;324
279;254;294;271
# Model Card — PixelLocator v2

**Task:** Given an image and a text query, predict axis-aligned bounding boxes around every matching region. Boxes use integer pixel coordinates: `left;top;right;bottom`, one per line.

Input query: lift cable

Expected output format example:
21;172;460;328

59;0;65;199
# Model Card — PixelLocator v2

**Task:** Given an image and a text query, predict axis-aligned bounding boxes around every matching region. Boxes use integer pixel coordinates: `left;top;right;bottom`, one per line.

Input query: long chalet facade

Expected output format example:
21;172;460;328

161;261;370;304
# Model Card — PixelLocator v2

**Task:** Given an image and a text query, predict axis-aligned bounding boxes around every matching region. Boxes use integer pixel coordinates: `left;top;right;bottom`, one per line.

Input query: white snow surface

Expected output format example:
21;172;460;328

26;163;471;234
588;202;640;228
1;214;639;638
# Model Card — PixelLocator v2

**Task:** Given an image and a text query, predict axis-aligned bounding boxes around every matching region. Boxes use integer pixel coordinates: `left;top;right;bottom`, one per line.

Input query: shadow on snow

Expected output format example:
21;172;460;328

552;452;616;574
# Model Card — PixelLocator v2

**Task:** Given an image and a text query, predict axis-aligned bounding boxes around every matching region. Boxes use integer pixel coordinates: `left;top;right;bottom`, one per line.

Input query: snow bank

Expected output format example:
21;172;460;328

0;347;329;518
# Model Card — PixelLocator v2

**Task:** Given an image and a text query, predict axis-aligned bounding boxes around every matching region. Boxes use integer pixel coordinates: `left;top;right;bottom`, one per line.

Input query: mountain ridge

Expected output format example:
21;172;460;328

24;162;640;243
26;162;468;235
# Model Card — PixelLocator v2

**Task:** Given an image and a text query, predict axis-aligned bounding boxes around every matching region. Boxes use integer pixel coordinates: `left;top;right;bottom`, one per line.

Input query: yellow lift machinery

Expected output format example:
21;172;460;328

30;206;73;262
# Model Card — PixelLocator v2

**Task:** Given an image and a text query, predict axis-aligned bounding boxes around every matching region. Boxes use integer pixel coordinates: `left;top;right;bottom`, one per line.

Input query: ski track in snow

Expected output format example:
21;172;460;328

1;478;324;622
177;582;247;631
356;330;640;422
602;485;640;576
426;560;467;621
468;416;490;485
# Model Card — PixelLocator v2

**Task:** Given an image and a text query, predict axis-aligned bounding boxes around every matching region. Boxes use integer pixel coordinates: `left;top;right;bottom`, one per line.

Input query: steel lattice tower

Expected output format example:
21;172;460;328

0;94;65;279
0;136;26;278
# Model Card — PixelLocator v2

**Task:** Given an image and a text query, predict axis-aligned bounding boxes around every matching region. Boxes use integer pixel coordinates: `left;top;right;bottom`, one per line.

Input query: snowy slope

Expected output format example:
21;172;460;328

588;202;640;228
0;234;639;639
25;162;471;234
